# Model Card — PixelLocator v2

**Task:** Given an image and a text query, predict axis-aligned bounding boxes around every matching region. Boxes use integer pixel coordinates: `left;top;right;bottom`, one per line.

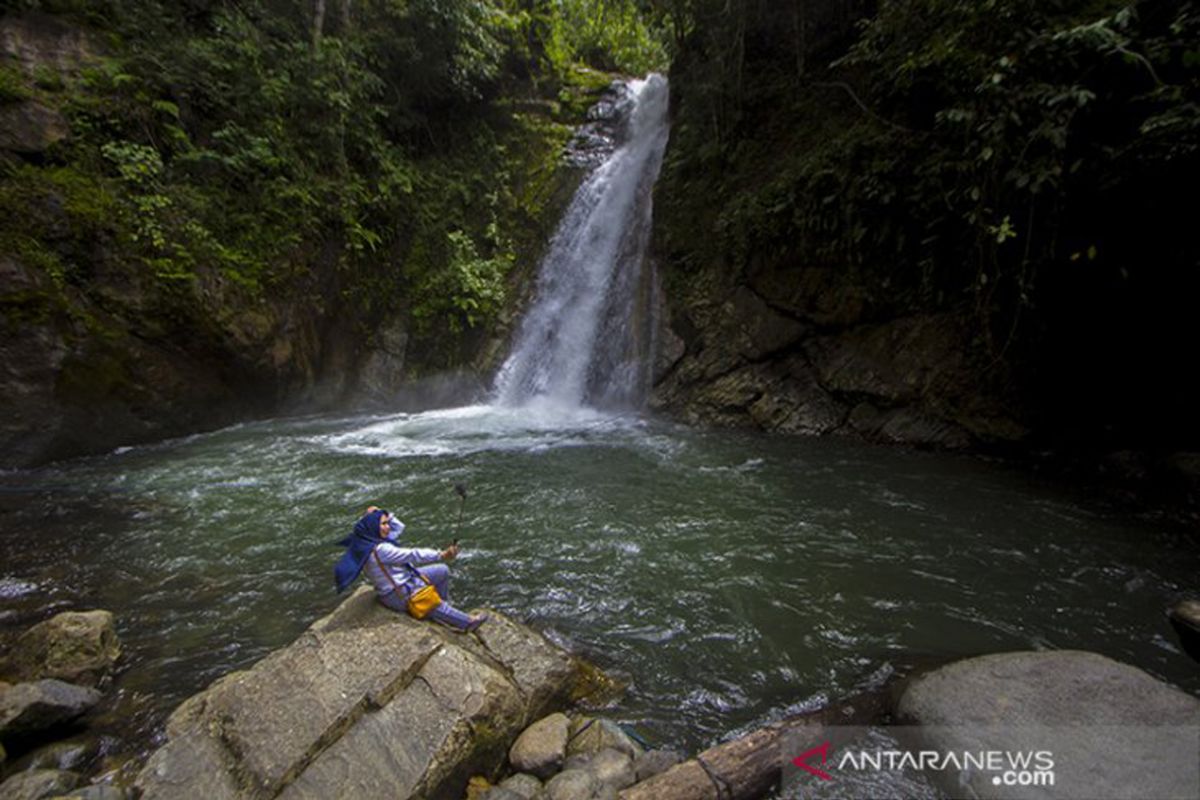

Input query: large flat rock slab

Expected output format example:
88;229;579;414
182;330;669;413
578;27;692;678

135;588;581;800
896;650;1200;799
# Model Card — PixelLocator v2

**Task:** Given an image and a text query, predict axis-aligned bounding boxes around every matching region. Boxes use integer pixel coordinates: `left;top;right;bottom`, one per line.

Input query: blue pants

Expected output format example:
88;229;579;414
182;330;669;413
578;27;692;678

378;563;474;630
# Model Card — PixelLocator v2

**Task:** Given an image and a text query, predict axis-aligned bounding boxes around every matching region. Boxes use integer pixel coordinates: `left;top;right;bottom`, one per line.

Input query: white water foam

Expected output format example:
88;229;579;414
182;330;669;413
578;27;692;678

493;74;670;410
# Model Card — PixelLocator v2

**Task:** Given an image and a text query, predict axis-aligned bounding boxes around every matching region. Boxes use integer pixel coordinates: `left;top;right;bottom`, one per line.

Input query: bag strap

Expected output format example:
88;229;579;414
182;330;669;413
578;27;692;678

372;546;431;594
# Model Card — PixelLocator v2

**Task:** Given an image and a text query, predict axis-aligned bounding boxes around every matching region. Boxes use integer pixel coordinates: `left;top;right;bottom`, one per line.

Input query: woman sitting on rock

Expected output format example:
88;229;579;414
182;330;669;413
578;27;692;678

333;506;487;632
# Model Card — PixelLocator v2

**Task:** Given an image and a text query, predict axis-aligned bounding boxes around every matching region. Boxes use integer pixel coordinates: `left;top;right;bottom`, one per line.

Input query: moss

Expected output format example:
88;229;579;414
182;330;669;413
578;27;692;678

56;344;133;404
0;288;59;331
568;655;627;707
556;64;618;121
400;97;588;373
32;65;66;92
0;63;32;104
0;164;121;247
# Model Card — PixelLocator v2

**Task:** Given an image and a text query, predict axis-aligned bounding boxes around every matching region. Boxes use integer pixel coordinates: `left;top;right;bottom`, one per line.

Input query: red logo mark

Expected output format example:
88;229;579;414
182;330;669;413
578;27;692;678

792;741;833;781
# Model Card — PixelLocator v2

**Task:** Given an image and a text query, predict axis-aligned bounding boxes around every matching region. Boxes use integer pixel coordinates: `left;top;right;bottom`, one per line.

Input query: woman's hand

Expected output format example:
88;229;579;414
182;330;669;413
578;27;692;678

440;544;460;561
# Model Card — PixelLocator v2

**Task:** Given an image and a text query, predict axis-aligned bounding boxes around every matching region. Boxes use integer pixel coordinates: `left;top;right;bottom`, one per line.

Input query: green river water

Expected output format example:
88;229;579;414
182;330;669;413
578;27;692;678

1;402;1197;775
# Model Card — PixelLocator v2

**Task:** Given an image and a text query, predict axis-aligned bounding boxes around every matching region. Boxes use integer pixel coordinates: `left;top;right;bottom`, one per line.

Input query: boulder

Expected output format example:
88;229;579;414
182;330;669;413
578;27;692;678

895;650;1200;800
481;788;526;800
586;748;635;790
0;768;81;800
567;718;643;760
10;735;101;772
45;786;129;800
135;587;589;800
544;768;615;800
0;680;102;739
847;403;972;449
10;610;121;688
509;712;570;779
632;749;682;782
497;772;543;799
562;752;592;772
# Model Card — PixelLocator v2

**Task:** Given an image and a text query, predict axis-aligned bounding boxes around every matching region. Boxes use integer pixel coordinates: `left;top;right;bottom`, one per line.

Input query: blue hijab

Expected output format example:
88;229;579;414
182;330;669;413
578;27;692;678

333;509;386;594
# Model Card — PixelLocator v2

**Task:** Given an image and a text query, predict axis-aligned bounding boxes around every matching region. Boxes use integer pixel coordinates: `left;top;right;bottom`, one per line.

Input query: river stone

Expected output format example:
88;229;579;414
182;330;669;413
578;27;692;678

509;712;570;779
10;610;121;687
481;788;525;800
135;586;585;800
11;735;100;772
586;747;634;790
1168;599;1200;662
896;650;1200;800
567;718;643;760
0;768;81;800
632;749;683;782
498;772;543;799
0;679;102;739
45;786;129;800
544;768;616;800
562;752;591;772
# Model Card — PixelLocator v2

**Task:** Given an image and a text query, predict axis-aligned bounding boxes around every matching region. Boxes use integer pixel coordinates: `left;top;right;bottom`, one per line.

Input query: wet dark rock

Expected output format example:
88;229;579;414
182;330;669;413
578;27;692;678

9;610;121;688
8;735;100;773
0;768;81;800
564;81;636;169
355;322;408;400
509;712;570;779
1165;453;1200;504
0;680;102;740
847;403;972;449
652;265;1028;450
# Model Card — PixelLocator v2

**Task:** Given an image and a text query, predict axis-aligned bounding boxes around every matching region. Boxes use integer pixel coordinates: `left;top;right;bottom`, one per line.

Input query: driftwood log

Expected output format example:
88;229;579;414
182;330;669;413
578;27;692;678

618;690;889;800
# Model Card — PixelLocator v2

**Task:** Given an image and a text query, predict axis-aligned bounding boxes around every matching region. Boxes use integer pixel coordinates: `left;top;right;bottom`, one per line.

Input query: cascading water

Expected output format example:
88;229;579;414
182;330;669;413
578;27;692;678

493;74;670;410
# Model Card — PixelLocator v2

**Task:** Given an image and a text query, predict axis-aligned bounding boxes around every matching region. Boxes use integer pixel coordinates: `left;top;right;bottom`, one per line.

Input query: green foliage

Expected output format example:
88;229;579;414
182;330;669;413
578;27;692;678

0;0;666;382
415;229;513;332
558;0;670;75
661;0;1199;354
0;63;32;103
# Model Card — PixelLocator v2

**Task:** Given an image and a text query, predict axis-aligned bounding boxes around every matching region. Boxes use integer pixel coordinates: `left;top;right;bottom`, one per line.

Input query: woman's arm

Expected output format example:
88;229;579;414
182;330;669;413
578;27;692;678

374;541;443;565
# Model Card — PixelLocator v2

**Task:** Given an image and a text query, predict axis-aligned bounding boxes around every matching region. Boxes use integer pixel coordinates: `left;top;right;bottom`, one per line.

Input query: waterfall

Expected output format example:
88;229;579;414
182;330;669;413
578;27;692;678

493;74;670;410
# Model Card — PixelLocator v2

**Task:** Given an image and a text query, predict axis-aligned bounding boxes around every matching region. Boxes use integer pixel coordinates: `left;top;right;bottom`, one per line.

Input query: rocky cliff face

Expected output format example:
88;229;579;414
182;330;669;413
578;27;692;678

648;2;1200;474
645;18;1034;452
649;253;1029;450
